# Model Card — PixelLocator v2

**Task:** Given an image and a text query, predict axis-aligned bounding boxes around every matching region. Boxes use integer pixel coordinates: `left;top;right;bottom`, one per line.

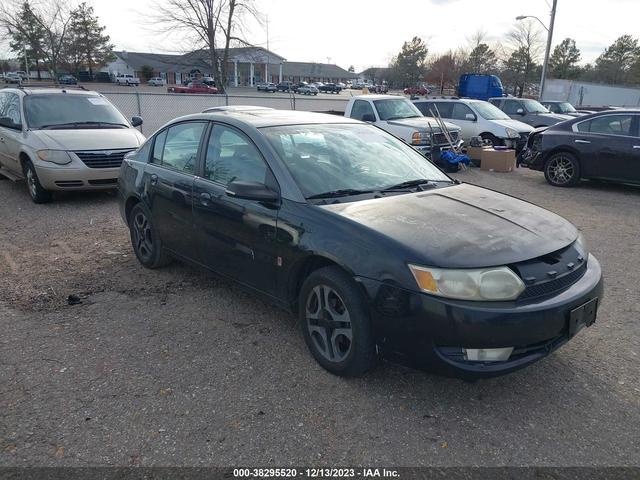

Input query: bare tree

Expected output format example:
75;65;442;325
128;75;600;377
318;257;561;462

503;20;544;96
154;0;259;90
0;0;73;78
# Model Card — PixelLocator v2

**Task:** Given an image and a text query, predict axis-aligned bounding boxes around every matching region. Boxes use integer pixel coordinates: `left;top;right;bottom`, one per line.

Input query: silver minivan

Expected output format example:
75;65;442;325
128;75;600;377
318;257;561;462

0;87;145;203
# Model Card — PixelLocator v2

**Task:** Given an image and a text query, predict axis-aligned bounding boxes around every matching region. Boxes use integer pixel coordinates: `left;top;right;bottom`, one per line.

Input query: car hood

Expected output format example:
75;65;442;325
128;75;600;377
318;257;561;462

532;112;574;122
31;128;145;151
321;183;577;268
490;118;533;132
386;117;461;132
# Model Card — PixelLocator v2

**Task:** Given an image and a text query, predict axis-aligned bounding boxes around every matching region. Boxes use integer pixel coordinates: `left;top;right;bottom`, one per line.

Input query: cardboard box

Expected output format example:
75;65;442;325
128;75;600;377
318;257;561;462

466;146;491;161
480;148;516;172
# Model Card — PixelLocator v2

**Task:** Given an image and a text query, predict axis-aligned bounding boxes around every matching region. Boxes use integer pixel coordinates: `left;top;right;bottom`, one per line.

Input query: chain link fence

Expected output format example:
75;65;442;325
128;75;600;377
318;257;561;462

100;91;350;135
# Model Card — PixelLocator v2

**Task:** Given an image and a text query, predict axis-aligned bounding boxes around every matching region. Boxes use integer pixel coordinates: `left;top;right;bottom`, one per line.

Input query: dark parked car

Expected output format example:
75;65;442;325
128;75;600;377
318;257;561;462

541;101;585;118
519;110;640;187
318;83;342;94
276;81;294;92
58;75;77;85
489;97;573;127
118;110;603;379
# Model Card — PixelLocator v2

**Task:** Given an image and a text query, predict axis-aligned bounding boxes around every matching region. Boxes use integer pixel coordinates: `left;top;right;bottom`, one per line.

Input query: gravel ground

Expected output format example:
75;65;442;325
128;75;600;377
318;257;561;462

0;167;639;467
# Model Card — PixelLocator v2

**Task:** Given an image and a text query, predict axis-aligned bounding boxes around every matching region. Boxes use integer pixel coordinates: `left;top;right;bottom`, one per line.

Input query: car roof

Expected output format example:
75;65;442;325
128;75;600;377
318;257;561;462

412;98;484;104
171;109;362;128
353;94;405;100
1;86;99;96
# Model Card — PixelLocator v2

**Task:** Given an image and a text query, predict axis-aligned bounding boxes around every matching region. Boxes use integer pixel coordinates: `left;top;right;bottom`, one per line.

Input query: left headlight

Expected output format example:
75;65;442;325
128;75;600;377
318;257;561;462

505;127;520;139
36;149;72;165
575;231;588;256
408;264;525;301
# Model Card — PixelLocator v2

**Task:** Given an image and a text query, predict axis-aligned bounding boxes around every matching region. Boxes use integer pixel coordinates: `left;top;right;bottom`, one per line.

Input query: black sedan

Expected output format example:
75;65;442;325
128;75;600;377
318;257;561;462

519;110;640;187
118;109;603;379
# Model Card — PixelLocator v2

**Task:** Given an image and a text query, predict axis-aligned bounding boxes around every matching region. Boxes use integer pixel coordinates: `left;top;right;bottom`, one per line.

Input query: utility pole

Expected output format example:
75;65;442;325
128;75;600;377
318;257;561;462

23;45;30;81
265;15;269;82
540;0;558;100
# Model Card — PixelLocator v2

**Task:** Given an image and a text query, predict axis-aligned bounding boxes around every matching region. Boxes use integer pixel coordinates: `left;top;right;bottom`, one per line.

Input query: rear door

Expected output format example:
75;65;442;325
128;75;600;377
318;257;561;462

573;114;639;181
449;102;477;141
144;121;207;257
192;123;280;296
0;92;24;174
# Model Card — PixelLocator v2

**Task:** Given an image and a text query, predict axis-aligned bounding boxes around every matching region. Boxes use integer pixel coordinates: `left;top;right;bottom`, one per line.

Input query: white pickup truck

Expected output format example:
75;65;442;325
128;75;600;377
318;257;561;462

115;74;140;86
343;95;463;155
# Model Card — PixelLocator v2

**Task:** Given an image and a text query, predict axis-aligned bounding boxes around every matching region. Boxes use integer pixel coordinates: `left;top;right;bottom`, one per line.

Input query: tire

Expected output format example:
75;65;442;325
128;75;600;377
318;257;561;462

128;203;172;268
299;266;376;377
480;133;504;147
544;151;581;187
23;160;52;203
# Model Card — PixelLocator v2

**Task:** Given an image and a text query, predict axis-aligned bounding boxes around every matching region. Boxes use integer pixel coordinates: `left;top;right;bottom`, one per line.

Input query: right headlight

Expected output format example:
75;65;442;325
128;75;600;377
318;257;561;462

411;131;431;146
408;264;525;301
505;127;520;139
575;231;589;256
36;149;72;165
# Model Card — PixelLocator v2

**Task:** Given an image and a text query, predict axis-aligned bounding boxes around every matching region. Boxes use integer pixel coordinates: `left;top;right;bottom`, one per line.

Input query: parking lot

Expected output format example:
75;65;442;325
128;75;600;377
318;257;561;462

1;166;638;467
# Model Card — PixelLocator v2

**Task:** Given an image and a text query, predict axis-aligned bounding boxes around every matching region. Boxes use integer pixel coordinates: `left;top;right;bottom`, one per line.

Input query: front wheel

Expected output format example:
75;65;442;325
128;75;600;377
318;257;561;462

480;133;504;147
299;266;376;377
128;203;172;268
544;152;580;187
23;160;52;203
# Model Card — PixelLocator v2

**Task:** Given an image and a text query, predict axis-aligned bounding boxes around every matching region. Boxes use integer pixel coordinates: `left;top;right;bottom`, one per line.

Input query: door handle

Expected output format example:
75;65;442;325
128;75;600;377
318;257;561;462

0;137;5;143
633;145;640;149
149;173;158;186
199;192;212;205
574;139;591;144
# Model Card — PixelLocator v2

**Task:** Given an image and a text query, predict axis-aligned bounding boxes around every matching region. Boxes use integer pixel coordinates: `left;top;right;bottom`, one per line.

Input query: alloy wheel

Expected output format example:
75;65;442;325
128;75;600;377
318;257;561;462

26;167;37;199
305;285;353;363
547;155;575;185
132;211;154;261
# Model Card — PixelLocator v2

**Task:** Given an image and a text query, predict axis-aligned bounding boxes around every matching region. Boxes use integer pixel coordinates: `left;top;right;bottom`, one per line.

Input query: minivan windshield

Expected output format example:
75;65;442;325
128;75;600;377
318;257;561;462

373;98;422;121
472;101;511;120
261;123;450;199
24;94;129;129
522;99;550;114
553;102;577;113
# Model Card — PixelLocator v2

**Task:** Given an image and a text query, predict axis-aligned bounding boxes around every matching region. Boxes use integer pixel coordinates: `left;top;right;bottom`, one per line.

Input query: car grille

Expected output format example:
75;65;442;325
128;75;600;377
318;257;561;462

433;131;458;145
518;261;587;301
74;149;134;169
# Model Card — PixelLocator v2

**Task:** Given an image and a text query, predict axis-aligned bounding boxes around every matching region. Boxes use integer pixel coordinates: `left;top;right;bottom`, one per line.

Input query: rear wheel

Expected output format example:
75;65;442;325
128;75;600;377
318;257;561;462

299;266;376;377
544;152;580;187
128;203;171;268
23;160;52;204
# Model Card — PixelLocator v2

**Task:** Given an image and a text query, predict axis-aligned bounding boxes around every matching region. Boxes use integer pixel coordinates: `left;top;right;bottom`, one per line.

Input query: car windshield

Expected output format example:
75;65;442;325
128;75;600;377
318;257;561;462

556;102;577;113
373;98;423;120
472;101;511;120
24;94;129;129
522;99;550;113
261;123;450;199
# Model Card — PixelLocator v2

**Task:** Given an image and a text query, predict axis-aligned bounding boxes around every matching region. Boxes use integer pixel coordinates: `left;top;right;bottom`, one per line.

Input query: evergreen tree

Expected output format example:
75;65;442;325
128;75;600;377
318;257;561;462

595;35;640;84
465;43;497;74
65;2;113;76
549;38;581;79
7;1;47;79
390;37;428;87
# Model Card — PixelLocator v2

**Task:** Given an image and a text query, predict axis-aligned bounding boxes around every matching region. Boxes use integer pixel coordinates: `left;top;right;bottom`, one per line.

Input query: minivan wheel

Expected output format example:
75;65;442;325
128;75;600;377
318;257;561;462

299;266;376;377
480;133;503;147
23;161;52;203
544;152;580;187
128;203;171;268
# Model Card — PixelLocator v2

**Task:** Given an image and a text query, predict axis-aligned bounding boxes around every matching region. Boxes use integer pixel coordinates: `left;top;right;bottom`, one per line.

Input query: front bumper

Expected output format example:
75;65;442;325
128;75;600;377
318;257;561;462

517;148;545;170
35;162;120;190
357;254;603;379
414;139;464;156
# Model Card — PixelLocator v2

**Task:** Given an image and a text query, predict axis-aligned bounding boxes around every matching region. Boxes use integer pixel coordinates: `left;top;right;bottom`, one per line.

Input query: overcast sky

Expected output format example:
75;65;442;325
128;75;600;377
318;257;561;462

5;0;640;70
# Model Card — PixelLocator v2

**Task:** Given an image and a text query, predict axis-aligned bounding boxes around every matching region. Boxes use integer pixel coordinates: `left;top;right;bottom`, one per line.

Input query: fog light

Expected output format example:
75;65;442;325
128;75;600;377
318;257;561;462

464;347;513;362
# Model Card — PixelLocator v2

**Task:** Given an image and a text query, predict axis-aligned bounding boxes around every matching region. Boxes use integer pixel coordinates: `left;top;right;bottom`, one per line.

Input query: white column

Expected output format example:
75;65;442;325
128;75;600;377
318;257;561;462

279;63;283;83
249;62;254;86
264;63;268;82
234;61;238;87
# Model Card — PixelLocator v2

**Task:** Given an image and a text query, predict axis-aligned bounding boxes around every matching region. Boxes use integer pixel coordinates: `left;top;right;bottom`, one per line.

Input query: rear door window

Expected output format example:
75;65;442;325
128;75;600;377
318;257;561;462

152;122;206;173
451;103;475;120
502;100;523;115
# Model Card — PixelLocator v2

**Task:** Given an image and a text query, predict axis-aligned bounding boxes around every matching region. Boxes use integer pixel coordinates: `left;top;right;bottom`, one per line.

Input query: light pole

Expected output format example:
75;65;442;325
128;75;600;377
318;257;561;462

516;0;558;100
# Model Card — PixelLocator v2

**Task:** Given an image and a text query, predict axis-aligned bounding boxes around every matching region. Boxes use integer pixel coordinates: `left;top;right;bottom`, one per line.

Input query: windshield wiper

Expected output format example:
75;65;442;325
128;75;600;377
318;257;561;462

40;121;127;129
306;188;374;200
381;179;451;191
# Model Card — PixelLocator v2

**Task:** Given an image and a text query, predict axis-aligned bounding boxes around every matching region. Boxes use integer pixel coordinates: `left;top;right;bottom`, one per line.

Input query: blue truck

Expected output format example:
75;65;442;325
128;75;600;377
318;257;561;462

458;74;504;101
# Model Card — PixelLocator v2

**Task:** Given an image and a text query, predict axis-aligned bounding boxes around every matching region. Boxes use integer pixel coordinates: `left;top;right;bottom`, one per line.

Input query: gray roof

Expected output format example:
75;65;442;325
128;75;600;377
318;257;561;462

176;109;361;128
282;62;357;79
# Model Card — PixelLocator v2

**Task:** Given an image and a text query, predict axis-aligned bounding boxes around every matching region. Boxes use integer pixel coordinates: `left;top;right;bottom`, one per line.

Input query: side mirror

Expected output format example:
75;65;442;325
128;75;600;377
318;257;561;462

131;116;143;127
516;108;525;115
465;113;477;121
226;180;279;203
362;113;376;122
0;116;21;130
